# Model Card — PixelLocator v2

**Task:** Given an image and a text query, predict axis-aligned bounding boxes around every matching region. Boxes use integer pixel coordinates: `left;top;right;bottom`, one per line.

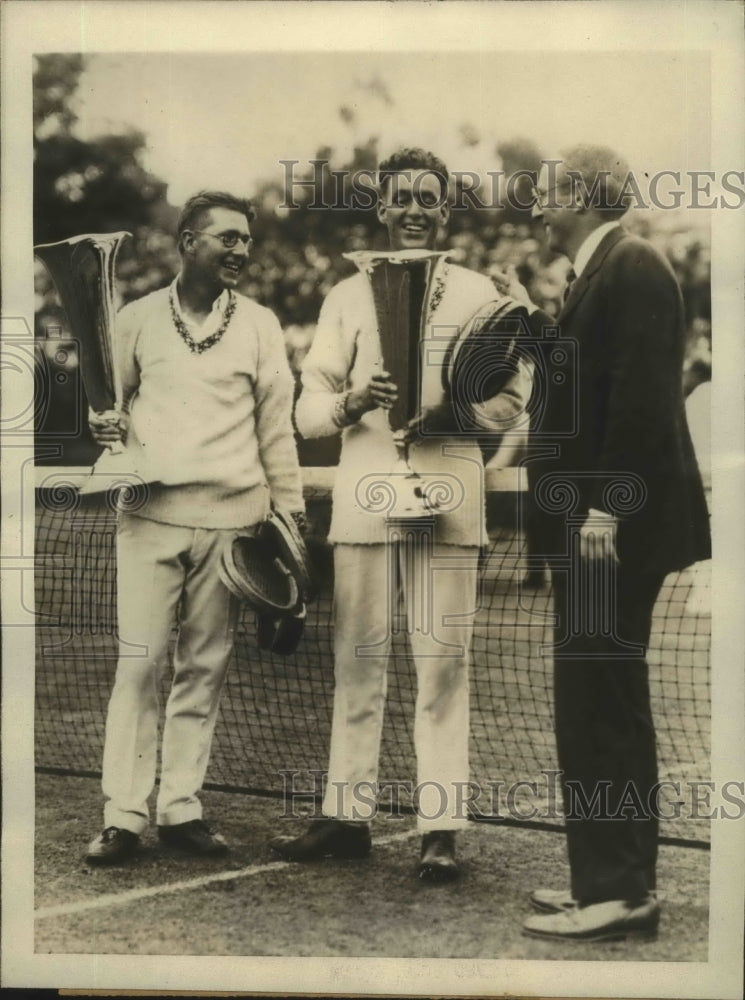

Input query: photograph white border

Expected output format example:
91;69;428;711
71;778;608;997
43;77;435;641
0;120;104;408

2;2;743;996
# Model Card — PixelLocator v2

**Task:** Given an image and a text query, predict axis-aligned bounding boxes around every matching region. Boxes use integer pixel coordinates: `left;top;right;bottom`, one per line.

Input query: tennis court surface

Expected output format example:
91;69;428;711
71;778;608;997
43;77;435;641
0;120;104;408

34;469;711;958
35;773;709;959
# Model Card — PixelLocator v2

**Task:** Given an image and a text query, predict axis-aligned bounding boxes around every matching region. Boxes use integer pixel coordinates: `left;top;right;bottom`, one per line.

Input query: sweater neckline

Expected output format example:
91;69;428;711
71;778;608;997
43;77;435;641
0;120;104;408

168;285;237;355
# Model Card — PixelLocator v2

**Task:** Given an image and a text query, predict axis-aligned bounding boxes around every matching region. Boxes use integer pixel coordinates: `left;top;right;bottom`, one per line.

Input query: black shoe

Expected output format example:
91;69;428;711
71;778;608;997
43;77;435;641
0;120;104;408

86;826;140;865
418;831;459;883
157;819;229;856
269;818;372;861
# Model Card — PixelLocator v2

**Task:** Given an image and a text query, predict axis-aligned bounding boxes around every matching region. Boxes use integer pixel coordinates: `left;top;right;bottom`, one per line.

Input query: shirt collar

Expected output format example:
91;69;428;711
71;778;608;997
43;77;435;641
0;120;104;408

573;221;620;278
170;275;229;324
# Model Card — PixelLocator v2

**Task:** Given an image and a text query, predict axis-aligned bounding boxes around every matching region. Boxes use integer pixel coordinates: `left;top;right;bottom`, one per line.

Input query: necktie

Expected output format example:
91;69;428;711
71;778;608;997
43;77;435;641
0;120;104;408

563;268;577;304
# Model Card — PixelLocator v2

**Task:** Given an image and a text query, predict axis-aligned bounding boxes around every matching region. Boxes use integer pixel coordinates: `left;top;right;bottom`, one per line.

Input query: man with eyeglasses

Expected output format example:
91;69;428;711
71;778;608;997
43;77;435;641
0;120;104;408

85;190;304;864
500;146;710;942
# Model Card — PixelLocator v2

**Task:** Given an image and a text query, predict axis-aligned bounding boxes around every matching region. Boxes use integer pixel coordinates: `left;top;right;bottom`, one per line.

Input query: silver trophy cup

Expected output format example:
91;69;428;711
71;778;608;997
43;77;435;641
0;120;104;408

344;249;450;520
34;231;146;494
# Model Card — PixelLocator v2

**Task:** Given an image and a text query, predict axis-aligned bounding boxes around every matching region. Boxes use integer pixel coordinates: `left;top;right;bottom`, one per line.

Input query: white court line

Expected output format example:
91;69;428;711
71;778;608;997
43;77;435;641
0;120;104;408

35;828;420;922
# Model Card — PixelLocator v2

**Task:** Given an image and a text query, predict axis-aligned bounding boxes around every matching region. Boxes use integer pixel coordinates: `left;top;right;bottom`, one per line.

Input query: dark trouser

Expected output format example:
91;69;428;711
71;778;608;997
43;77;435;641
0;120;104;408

550;559;665;905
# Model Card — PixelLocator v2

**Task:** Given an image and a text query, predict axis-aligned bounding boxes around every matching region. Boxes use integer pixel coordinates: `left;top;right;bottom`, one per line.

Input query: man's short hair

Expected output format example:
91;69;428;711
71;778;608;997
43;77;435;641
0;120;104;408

177;190;256;250
558;144;632;220
377;147;450;200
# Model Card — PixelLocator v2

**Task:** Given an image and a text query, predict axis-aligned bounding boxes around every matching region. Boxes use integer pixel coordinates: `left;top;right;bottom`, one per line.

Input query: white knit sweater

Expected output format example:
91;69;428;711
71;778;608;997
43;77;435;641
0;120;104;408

116;284;303;529
296;264;531;546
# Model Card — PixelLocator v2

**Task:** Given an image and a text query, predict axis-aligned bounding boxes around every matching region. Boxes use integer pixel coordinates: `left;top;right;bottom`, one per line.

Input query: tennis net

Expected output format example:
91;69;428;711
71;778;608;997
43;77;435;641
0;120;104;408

34;466;711;844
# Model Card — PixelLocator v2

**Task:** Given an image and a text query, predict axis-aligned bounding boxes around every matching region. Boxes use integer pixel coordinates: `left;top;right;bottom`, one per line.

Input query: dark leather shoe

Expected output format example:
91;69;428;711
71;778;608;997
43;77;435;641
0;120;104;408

418;831;459;883
269;818;371;861
86;826;140;865
529;888;577;913
158;819;228;856
523;897;660;943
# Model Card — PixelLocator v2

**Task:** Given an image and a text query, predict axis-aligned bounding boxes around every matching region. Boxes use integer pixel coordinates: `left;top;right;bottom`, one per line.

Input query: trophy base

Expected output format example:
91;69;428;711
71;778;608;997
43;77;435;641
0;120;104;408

385;474;439;522
78;446;152;496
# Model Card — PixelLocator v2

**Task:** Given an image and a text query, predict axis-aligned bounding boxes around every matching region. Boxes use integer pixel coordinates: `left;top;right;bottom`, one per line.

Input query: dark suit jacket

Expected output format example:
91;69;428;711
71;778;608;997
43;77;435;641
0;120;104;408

528;226;710;575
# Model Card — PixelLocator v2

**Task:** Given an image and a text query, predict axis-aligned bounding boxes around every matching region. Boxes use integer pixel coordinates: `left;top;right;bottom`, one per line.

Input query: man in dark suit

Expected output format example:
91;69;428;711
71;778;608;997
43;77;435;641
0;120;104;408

508;144;710;942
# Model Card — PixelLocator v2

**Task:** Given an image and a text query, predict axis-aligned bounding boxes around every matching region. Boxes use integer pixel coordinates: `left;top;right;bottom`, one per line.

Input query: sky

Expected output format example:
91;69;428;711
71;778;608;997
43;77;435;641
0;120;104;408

73;50;712;207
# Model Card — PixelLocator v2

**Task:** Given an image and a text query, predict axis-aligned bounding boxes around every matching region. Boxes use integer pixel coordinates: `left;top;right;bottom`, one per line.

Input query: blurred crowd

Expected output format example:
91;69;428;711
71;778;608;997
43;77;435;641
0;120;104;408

264;216;711;379
34;211;712;467
32;55;712;466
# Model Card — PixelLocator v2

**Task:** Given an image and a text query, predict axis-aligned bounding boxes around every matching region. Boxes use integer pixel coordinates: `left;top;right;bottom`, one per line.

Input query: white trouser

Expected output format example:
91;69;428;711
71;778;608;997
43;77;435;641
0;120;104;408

102;514;238;834
323;541;478;831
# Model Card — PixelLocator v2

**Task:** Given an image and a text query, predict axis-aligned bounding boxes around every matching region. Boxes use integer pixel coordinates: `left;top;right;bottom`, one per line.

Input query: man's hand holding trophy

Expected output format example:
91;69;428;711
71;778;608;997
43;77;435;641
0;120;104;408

89;408;129;450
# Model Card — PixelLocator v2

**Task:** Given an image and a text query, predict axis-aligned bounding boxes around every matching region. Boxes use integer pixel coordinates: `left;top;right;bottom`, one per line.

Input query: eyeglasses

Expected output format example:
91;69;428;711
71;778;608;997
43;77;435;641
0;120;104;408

530;182;573;208
190;229;254;250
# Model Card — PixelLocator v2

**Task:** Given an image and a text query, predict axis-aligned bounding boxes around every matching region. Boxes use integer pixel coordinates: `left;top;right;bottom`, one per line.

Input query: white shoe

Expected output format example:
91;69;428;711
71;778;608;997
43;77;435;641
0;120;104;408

529;887;577;913
523;897;660;943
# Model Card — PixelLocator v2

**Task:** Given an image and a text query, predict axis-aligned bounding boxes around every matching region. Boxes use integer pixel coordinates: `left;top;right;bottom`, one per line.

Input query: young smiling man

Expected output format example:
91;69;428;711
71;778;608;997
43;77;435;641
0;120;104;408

269;148;531;880
85;191;304;864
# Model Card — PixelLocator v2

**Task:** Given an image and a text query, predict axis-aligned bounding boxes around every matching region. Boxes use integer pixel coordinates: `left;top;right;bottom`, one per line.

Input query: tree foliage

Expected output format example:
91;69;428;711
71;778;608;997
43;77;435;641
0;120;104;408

33;55;711;466
34;54;178;288
32;54;85;136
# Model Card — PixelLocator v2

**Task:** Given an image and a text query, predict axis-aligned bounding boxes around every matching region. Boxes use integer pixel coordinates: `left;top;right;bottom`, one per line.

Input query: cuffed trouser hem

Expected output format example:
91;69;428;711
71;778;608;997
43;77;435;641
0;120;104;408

416;816;469;833
156;804;204;828
102;808;148;837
